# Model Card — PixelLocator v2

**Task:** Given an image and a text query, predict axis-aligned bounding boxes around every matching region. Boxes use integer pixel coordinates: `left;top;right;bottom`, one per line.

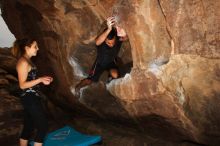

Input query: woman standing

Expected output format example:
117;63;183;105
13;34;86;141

12;38;53;146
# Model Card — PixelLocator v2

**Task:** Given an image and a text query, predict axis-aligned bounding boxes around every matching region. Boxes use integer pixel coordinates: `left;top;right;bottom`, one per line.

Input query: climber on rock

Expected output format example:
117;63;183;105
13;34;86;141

75;16;128;94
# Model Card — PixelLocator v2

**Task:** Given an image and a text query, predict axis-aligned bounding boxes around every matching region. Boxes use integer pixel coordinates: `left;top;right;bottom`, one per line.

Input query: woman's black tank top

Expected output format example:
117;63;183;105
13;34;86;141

20;57;40;97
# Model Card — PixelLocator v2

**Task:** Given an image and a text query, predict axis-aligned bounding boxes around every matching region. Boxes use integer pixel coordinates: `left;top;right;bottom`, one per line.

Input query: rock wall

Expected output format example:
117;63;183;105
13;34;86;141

0;48;23;145
0;0;220;145
160;0;219;58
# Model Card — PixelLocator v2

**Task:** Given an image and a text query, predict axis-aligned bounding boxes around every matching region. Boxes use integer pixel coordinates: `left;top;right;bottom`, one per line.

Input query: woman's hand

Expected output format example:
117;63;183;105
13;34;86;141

40;76;53;85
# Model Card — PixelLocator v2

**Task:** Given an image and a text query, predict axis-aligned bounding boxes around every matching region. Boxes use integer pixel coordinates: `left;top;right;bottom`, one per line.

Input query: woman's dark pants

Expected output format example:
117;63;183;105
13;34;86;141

20;93;48;143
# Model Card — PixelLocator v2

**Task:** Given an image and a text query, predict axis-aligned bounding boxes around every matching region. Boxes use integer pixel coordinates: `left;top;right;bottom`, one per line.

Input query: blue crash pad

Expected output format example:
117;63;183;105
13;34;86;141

30;126;101;146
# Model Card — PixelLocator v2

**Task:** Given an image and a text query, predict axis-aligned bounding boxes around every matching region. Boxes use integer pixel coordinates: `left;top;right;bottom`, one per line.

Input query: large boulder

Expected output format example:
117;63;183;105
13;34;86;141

0;0;219;145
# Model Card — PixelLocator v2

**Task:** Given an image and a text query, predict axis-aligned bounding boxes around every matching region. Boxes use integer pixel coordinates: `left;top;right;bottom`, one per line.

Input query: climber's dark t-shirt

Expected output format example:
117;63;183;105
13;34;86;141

96;37;122;66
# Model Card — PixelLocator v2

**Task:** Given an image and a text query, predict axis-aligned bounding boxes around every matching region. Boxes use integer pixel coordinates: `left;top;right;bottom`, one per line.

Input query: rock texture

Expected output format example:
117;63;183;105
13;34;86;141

159;0;220;58
0;0;220;145
107;54;220;145
0;48;23;145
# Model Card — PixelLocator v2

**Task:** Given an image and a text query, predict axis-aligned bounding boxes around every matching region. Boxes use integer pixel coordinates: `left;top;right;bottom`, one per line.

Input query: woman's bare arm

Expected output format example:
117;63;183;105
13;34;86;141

16;59;42;89
16;59;52;89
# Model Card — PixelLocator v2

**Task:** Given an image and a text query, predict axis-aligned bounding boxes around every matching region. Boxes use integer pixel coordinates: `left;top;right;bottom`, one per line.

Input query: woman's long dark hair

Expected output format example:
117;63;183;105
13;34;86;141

11;38;36;59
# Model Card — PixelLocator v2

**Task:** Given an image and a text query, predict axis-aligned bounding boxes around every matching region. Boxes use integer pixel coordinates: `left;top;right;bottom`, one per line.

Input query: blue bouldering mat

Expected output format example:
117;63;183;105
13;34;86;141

30;126;101;146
